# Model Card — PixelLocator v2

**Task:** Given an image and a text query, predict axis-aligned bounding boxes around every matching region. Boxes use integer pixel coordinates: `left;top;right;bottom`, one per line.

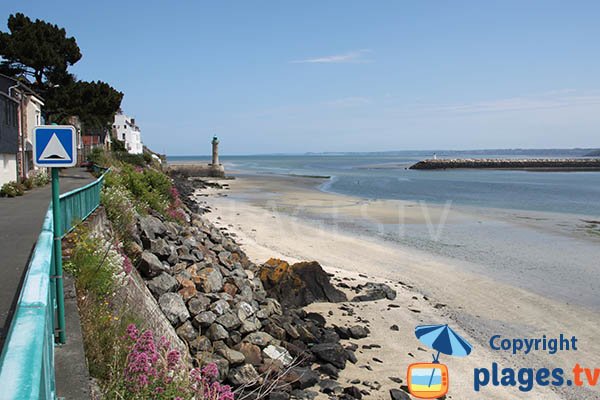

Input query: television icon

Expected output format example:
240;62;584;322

407;362;449;399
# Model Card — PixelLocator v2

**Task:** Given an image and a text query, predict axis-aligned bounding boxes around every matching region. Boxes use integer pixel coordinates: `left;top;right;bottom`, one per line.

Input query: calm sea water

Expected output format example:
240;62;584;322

169;153;600;216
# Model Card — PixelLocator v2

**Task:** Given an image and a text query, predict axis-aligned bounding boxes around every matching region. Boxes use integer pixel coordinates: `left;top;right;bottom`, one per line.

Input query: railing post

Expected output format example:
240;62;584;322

51;168;66;344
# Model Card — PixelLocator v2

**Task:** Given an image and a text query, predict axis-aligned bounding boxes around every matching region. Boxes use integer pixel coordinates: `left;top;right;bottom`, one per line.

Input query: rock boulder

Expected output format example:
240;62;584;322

259;259;347;307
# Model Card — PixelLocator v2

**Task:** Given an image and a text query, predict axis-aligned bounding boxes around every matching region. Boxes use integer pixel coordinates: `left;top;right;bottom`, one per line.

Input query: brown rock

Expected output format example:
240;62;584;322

236;342;263;365
223;282;238;297
177;277;197;300
258;259;347;307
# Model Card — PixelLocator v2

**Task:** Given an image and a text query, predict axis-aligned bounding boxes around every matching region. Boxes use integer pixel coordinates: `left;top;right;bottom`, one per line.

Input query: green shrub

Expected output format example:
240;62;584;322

65;225;138;382
102;168;122;187
80;299;134;381
102;162;177;218
142;152;152;165
32;171;50;187
114;151;147;167
101;185;137;241
89;148;111;167
111;137;127;153
65;227;126;298
22;177;34;190
0;181;25;197
0;182;15;197
114;166;172;214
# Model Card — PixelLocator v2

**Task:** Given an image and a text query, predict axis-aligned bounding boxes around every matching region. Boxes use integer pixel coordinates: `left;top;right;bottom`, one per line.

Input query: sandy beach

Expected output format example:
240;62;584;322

194;173;600;399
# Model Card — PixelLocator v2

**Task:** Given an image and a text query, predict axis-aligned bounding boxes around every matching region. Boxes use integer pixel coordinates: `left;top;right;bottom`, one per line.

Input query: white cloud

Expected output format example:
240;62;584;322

291;49;372;64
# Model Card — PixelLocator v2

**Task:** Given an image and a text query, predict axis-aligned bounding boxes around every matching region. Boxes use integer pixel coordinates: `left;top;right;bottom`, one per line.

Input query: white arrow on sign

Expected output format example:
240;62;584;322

39;133;71;161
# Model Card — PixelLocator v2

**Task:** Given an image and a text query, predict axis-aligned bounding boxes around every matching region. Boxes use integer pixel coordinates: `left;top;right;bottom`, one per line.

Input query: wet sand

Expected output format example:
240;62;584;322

197;173;600;399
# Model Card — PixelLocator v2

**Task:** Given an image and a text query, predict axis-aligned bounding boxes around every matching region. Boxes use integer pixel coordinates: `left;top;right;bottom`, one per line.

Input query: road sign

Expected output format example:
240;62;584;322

33;125;77;167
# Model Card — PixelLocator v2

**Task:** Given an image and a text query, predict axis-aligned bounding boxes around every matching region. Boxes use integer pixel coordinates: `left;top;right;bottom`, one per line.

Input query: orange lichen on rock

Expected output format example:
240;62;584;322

258;258;347;307
260;258;296;285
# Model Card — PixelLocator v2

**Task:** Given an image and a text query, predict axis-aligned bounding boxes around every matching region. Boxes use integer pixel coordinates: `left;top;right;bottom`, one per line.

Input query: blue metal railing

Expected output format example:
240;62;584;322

0;168;108;399
0;208;56;399
59;171;107;235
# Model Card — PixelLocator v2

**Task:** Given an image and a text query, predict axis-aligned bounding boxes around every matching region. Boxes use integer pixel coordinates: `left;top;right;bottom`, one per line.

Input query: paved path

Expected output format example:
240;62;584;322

0;167;94;346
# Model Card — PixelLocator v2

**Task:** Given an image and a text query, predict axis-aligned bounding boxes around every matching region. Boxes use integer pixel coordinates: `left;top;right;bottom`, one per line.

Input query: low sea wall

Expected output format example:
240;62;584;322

167;163;225;178
409;158;600;170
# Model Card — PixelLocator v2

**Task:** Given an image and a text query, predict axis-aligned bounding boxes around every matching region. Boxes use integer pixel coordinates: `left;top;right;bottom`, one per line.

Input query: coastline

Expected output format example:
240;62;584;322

194;172;600;399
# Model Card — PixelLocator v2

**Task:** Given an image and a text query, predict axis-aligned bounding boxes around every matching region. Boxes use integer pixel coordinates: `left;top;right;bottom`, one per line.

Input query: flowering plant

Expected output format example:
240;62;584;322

121;324;234;400
166;186;187;224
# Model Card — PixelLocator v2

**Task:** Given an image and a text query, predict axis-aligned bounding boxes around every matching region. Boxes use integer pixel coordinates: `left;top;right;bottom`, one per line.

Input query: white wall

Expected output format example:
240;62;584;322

23;96;44;176
113;113;143;154
0;153;17;185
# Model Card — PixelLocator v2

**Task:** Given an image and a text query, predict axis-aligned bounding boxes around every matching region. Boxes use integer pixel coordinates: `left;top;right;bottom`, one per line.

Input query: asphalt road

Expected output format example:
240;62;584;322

0;168;94;347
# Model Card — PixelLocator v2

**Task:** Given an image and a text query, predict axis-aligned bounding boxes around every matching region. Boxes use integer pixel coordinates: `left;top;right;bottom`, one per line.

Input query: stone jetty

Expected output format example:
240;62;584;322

409;158;600;170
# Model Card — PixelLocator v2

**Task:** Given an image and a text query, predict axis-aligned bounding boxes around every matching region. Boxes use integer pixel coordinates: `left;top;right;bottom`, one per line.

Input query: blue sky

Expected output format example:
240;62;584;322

2;1;599;155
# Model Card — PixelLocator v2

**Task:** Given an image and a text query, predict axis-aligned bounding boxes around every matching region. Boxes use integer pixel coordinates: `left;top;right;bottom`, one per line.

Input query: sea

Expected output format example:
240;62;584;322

169;152;600;216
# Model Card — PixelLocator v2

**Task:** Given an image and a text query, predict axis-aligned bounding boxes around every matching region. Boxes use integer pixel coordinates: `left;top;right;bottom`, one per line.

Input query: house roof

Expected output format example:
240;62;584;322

0;73;45;102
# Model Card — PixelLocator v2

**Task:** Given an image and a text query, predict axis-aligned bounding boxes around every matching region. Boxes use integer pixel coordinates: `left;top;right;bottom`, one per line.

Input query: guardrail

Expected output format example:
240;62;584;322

0;167;108;399
0;208;56;399
59;170;107;235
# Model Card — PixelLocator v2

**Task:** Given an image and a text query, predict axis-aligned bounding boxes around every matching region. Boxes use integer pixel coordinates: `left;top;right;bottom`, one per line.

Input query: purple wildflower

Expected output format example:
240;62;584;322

126;324;139;341
202;363;219;380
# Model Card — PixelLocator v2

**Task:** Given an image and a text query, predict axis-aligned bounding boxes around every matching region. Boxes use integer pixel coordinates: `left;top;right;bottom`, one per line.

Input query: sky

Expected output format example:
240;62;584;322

1;1;599;155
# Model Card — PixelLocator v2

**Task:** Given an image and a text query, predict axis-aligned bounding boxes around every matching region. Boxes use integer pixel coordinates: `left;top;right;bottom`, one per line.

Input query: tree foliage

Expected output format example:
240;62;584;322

0;13;81;87
0;13;123;131
45;80;124;130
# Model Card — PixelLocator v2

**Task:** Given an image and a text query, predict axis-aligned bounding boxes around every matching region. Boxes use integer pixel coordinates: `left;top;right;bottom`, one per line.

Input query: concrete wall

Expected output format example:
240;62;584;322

0;153;17;185
168;163;225;178
82;208;190;363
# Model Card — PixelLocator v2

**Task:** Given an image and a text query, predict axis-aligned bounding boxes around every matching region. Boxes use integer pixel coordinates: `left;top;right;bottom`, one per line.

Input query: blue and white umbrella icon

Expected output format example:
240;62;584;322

415;324;473;361
415;324;473;387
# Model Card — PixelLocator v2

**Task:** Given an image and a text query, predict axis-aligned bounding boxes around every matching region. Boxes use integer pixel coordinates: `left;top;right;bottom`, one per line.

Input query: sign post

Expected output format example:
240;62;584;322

33;125;77;345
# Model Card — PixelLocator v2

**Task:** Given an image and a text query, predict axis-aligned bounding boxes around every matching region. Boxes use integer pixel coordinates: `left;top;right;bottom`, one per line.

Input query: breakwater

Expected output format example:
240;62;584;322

167;163;225;177
409;158;600;170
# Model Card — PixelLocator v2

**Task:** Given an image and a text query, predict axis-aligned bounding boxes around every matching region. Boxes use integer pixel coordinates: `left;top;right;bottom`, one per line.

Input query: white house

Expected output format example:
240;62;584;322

112;112;143;154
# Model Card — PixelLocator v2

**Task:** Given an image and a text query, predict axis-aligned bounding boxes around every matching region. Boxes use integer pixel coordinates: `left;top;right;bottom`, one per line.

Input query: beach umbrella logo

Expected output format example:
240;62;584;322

407;324;473;399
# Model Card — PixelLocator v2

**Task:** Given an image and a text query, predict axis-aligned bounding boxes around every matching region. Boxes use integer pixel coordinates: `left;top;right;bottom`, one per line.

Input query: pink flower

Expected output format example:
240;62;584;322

167;349;180;369
119;324;233;398
137;374;148;387
126;324;139;341
122;254;133;274
158;335;170;350
202;363;219;380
